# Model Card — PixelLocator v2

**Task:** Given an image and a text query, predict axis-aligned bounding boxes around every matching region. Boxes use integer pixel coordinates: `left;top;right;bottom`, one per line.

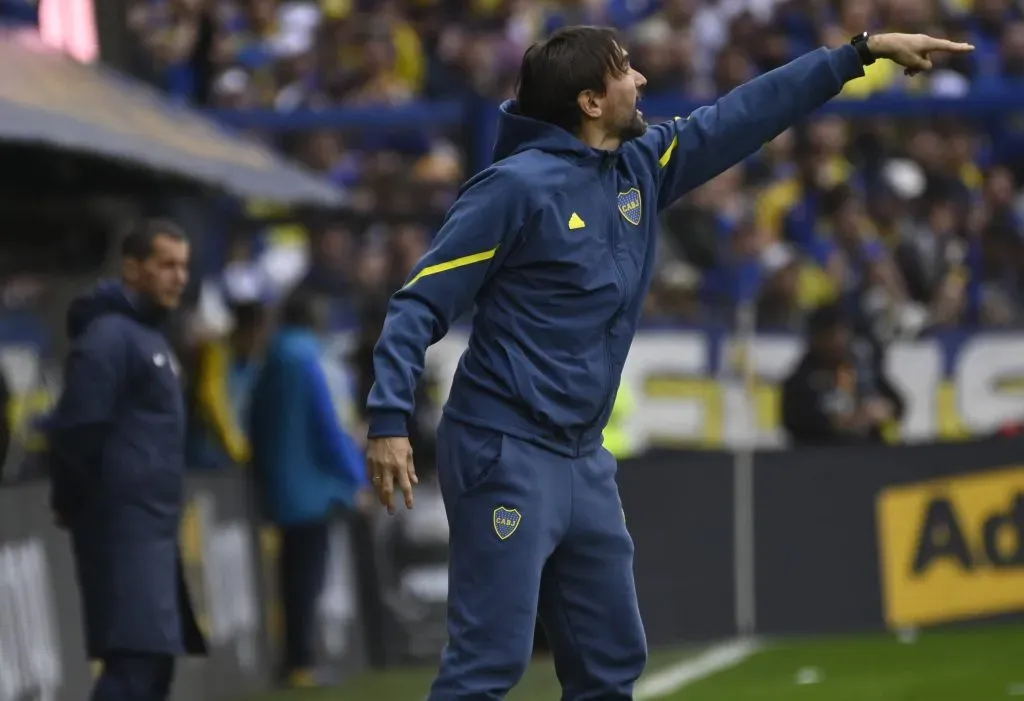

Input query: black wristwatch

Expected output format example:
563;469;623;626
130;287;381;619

851;31;876;66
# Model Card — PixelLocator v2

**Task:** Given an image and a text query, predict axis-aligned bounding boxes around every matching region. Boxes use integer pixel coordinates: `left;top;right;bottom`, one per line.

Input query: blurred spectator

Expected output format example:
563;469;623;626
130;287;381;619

248;288;369;688
895;195;969;329
352;300;439;480
781;303;905;446
196;230;275;339
294;226;352;319
126;0;216;103
0;362;9;479
189;301;268;469
84;0;1024;334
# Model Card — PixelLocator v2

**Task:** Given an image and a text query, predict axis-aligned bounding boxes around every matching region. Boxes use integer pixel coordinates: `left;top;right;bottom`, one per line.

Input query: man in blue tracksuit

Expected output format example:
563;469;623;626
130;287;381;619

248;289;369;687
365;27;972;700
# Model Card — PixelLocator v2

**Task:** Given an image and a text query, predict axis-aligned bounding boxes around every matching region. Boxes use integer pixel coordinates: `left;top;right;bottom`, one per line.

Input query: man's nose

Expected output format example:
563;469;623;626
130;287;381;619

634;70;648;89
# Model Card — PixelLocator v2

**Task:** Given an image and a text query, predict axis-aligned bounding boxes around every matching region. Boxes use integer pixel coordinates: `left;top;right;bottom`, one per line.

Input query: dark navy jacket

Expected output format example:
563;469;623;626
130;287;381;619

368;45;865;457
49;282;204;657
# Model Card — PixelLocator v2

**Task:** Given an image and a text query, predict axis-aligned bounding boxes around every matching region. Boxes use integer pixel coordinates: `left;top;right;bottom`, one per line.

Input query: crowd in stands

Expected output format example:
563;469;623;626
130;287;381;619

6;0;1024;343
106;0;1022;339
6;0;1024;344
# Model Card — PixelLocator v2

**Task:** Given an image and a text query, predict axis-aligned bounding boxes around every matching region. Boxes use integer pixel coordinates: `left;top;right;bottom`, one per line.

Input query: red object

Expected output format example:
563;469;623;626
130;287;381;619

998;422;1023;437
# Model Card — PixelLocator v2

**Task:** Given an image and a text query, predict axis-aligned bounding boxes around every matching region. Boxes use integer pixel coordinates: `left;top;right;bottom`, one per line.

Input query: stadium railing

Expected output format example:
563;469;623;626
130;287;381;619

209;89;1024;175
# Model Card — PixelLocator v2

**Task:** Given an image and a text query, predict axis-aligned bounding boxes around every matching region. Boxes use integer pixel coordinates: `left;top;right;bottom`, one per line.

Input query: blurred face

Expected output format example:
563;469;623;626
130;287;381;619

715;47;751;91
319;227;351;271
232;314;268;356
364;37;395;73
835;198;866;242
663;0;696;25
928;201;957;236
908;130;944;172
986;167;1016;206
124;235;190;310
810;116;847;156
888;0;932;29
246;0;276;31
976;0;1009;23
1003;23;1024;63
171;0;203;15
732;223;764;256
840;0;875;30
815;324;851;360
581;46;648;143
304;131;340;171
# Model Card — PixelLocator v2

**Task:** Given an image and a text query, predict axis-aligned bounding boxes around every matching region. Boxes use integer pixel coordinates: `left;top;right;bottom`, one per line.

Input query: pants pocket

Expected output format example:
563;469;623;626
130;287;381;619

438;419;506;504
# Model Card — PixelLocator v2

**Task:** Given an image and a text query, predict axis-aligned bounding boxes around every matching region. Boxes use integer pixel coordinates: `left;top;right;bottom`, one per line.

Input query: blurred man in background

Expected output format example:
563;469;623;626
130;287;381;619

781;303;905;446
0;363;9;480
190;301;268;469
248;288;370;689
48;220;206;701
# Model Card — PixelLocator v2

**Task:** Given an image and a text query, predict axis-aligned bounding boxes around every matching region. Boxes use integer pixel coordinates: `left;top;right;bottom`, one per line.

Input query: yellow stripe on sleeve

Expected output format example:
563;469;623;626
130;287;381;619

658;116;685;169
659;137;678;168
404;246;499;289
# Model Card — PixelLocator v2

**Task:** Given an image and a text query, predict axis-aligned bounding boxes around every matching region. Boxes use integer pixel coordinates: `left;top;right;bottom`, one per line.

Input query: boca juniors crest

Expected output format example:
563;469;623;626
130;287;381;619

617;188;642;226
493;506;522;540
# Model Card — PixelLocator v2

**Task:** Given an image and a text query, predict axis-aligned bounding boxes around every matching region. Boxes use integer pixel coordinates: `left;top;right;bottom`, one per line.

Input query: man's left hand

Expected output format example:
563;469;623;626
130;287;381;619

867;33;974;75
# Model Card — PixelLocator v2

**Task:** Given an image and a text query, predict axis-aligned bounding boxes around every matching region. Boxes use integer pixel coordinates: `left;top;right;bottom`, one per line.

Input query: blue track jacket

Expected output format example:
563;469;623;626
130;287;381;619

249;328;368;526
369;45;865;457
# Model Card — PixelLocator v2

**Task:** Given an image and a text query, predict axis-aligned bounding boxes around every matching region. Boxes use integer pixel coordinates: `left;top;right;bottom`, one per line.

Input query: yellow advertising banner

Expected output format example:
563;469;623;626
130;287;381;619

876;466;1024;628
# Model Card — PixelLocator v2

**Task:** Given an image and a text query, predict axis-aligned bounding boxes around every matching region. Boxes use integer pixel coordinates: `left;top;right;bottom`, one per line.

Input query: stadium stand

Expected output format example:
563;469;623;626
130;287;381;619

61;0;1019;342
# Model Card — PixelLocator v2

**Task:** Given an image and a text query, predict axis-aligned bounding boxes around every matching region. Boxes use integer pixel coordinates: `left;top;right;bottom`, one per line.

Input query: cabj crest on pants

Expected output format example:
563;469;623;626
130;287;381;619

493;506;522;541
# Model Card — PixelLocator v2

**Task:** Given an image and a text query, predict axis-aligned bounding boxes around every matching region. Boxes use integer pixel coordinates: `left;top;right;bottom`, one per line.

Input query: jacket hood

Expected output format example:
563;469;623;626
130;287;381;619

66;281;153;339
493;100;607;163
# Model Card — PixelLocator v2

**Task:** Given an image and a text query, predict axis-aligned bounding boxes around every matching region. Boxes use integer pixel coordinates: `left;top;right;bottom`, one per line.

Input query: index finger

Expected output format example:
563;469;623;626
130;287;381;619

928;38;974;52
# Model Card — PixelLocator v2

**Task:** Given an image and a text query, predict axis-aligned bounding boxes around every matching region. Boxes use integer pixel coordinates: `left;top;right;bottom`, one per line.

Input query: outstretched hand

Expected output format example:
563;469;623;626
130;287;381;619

867;33;974;76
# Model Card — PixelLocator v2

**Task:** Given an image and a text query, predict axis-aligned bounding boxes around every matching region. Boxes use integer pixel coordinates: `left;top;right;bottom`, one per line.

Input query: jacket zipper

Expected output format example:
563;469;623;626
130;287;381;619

588;155;627;432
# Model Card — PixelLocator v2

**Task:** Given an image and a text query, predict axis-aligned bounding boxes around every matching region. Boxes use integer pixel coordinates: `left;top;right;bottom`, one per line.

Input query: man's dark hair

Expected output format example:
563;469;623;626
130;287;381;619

231;301;267;332
820;184;857;219
121;219;187;261
806;303;848;337
516;26;628;133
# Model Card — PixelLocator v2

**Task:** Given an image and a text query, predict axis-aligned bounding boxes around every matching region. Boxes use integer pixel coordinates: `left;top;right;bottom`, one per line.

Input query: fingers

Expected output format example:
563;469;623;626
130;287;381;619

903;36;974;76
377;468;397;514
906;56;933;73
397;461;415;510
367;437;414;515
407;452;419;486
927;37;975;53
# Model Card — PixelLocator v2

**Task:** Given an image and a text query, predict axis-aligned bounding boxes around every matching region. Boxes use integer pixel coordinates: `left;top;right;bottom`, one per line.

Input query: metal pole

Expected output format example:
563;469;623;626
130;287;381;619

733;299;757;637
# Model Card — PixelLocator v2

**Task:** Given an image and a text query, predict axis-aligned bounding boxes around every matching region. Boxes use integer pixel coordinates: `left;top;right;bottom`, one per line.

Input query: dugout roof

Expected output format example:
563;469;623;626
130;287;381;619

0;36;343;207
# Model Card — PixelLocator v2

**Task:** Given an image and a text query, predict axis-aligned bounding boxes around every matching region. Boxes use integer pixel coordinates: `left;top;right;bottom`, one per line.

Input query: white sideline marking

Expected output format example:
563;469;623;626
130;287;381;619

634;638;762;699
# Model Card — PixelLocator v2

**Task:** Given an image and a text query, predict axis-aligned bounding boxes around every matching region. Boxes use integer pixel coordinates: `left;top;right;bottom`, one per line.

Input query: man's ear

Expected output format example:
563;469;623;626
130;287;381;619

122;258;140;285
577;89;603;120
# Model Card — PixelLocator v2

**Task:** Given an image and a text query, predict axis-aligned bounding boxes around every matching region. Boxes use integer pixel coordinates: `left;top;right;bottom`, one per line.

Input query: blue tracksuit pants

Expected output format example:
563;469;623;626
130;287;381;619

429;417;647;700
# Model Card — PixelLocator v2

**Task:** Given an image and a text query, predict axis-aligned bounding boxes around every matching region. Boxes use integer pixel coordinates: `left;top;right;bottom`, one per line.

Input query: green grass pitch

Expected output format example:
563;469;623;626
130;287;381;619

243;623;1023;701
